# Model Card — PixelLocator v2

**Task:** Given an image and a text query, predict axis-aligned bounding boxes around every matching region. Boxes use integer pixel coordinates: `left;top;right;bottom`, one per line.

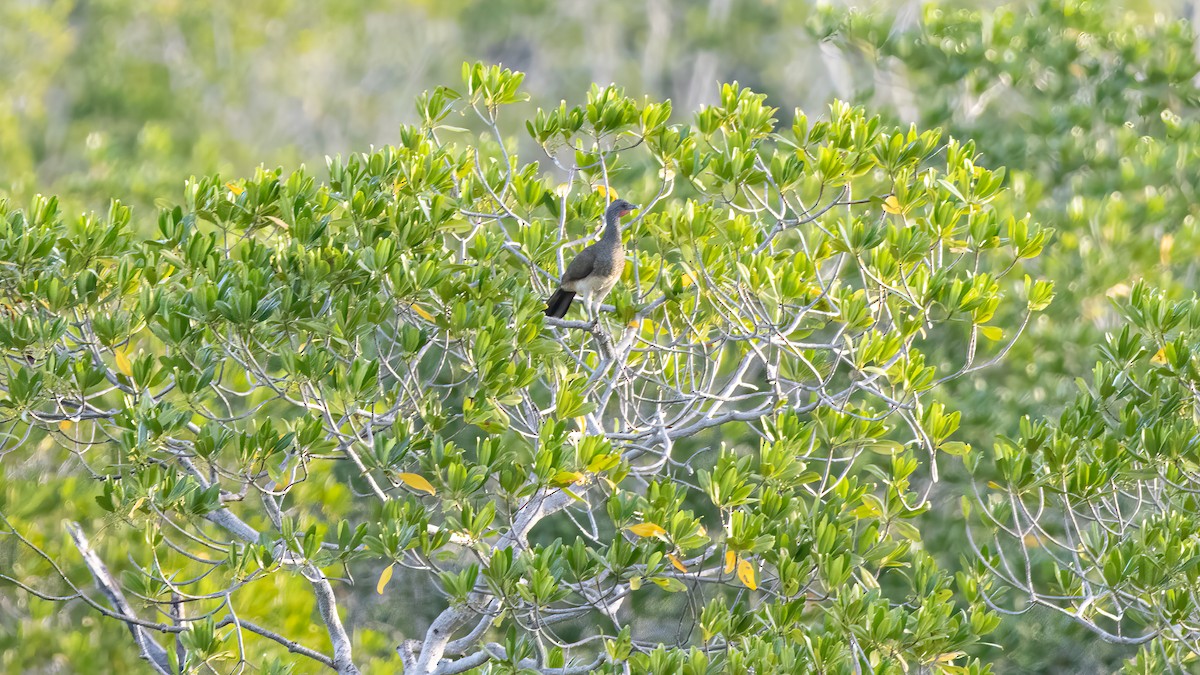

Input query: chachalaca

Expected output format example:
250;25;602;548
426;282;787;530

545;199;638;320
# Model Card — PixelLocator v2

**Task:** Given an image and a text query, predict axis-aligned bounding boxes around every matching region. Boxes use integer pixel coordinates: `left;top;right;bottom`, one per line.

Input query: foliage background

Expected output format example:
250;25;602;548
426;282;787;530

4;0;1200;673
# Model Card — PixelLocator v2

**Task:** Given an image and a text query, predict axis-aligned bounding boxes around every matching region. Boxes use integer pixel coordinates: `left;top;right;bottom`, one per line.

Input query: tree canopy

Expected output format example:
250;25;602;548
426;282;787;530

0;61;1057;673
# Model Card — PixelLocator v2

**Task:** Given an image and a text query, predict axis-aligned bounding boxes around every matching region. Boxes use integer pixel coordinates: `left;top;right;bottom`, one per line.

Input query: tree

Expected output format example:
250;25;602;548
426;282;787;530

814;3;1200;670
0;63;1051;673
966;284;1200;673
815;0;1200;440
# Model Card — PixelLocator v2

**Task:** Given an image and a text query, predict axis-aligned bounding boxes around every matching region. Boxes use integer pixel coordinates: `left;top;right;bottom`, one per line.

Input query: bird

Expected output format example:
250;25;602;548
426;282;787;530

545;198;639;321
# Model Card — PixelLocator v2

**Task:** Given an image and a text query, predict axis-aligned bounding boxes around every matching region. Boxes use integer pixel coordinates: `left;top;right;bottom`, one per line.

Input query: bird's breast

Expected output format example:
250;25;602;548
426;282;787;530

593;247;625;279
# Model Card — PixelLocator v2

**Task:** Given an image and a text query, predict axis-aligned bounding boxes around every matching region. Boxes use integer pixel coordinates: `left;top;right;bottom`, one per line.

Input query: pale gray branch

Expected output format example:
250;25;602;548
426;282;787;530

67;522;172;675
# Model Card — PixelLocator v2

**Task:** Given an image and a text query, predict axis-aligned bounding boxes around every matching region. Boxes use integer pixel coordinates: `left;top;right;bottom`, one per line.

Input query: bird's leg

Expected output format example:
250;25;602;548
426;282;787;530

583;292;596;326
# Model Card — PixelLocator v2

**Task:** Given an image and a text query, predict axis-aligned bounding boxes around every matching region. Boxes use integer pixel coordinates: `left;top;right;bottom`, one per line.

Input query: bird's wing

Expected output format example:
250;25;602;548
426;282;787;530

561;244;598;283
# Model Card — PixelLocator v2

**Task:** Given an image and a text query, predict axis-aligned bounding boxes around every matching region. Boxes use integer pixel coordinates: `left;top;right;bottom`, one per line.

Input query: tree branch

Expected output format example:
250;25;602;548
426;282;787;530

433;643;606;675
66;522;173;675
409;489;577;674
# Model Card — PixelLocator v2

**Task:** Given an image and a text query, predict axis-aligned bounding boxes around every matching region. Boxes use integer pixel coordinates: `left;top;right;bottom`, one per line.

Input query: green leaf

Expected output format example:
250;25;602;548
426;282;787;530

890;520;921;542
865;440;904;455
939;441;971;456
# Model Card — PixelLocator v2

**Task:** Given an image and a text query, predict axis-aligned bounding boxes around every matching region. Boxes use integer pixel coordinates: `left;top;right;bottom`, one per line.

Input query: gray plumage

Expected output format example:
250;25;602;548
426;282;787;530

545;199;638;319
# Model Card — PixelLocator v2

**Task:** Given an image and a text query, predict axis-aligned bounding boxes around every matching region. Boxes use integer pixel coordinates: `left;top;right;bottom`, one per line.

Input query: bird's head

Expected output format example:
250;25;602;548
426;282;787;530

607;199;639;220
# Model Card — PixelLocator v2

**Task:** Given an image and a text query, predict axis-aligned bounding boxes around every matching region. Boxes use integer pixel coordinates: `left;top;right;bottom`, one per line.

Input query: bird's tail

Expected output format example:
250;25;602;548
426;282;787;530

545;289;575;318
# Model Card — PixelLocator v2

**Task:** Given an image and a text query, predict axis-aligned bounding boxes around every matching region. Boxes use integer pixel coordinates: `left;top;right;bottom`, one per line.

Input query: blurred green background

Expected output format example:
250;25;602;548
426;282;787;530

0;0;936;212
5;0;1200;672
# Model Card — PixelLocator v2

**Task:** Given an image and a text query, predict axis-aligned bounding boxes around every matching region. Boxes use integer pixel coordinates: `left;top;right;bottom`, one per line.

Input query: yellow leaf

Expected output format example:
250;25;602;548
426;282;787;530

668;554;688;573
411;305;435;322
58;419;73;432
128;497;145;515
628;575;642;590
595;185;619;199
736;557;757;590
627;522;666;538
680;272;694;288
1023;534;1041;549
376;563;395;594
1161;233;1175;265
264;215;291;230
225;181;245;196
551;471;585;487
724;551;736;574
1151;347;1168;365
882;195;902;214
114;348;133;377
935;651;966;664
978;325;1003;341
398;472;437;495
